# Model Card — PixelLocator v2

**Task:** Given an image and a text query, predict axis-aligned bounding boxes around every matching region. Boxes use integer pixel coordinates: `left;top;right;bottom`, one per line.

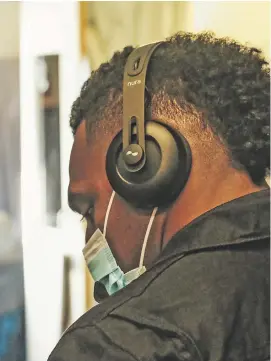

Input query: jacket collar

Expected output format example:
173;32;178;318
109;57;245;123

159;189;270;262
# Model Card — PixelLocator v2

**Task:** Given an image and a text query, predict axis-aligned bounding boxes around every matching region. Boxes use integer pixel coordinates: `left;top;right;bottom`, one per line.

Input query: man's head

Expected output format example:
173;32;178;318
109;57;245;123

68;31;270;273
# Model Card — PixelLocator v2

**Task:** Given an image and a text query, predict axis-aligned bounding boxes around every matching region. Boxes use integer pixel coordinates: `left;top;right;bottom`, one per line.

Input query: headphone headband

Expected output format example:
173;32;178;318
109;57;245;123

122;42;162;169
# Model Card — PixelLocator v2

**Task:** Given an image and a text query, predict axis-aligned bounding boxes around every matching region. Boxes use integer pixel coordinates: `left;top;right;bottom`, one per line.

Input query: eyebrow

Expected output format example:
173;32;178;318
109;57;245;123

68;191;95;216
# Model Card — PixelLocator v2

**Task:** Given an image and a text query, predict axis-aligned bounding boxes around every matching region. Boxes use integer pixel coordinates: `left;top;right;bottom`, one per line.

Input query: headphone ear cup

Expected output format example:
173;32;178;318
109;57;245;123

106;121;192;209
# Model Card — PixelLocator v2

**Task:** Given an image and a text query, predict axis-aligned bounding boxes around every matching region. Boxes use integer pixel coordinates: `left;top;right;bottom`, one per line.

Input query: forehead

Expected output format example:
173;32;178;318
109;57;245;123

69;121;90;181
69;120;114;188
68;120;107;194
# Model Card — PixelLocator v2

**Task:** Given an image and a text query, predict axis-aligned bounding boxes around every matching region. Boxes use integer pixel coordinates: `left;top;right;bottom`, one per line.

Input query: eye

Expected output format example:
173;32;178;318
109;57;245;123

80;207;94;222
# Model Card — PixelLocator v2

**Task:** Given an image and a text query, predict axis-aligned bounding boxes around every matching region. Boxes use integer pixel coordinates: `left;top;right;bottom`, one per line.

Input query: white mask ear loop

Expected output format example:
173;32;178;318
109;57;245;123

103;191;116;238
138;207;158;272
103;191;157;275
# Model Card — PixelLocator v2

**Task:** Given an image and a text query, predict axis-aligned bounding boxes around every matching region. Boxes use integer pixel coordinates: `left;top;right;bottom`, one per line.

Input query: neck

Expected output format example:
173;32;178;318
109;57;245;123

163;166;265;248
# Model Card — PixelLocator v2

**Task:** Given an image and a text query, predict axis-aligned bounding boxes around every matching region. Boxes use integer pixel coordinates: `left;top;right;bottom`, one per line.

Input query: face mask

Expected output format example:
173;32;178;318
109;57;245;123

82;191;158;300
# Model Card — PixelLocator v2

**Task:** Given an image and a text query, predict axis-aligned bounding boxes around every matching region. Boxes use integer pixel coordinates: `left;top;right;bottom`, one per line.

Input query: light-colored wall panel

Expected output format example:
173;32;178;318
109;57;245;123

0;2;19;58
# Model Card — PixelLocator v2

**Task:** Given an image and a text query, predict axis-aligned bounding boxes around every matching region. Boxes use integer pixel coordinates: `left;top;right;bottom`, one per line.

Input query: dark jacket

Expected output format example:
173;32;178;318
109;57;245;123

48;190;270;361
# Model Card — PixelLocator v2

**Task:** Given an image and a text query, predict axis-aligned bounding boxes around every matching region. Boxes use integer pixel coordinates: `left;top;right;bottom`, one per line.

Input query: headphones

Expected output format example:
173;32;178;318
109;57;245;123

106;42;192;210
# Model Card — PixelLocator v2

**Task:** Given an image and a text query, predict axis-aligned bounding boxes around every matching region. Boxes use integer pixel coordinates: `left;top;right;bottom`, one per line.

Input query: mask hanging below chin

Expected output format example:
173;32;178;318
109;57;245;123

82;191;158;301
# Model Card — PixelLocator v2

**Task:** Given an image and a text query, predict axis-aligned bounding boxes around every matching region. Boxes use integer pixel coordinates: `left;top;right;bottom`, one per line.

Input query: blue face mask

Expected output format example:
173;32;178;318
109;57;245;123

82;192;158;300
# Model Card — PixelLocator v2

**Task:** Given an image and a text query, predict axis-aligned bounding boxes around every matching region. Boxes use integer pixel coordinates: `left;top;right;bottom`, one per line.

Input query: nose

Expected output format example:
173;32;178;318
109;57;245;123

68;190;95;216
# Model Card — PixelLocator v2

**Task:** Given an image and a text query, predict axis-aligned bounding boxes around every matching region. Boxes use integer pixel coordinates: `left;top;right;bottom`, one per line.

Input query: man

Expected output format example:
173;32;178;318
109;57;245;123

48;32;270;360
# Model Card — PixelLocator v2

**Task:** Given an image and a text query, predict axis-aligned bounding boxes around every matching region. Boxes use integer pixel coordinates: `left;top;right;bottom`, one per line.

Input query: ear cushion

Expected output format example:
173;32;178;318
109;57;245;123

106;121;192;209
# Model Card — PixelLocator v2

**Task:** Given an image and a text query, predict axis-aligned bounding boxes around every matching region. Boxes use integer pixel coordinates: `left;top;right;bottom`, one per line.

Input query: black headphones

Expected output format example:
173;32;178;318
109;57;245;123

106;42;192;210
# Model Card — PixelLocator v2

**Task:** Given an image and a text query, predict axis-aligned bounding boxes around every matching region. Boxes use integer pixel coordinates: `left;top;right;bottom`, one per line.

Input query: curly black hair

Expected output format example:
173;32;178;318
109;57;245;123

70;31;270;185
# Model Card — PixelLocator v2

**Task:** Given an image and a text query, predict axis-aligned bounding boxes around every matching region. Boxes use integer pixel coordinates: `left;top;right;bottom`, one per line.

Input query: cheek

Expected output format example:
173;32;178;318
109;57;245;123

82;161;113;241
93;183;114;228
88;156;116;226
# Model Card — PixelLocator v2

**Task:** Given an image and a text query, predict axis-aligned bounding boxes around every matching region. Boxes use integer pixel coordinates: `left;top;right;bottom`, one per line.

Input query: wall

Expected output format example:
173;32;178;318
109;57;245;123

84;1;188;69
0;2;19;58
183;1;270;57
20;3;88;361
0;2;21;235
84;1;270;70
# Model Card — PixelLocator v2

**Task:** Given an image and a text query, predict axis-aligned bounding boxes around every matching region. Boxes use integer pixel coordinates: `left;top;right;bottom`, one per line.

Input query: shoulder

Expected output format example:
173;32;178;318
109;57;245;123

48;323;138;361
48;307;202;361
48;245;269;361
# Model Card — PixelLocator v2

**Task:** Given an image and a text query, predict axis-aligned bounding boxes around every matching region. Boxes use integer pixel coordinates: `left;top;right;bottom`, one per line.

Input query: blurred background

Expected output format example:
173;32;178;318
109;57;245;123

0;1;270;360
